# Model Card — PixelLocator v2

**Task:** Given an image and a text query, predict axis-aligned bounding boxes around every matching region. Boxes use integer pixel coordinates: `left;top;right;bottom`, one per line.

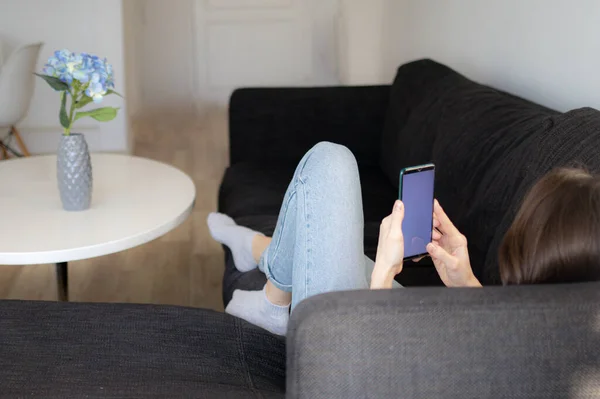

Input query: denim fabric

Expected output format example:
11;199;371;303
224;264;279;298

258;142;369;310
258;142;401;310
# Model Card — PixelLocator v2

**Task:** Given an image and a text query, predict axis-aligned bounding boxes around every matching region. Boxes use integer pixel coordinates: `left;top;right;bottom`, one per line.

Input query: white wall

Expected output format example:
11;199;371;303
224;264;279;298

0;0;129;153
123;0;196;116
338;0;386;85
382;0;600;112
122;0;144;124
127;0;339;116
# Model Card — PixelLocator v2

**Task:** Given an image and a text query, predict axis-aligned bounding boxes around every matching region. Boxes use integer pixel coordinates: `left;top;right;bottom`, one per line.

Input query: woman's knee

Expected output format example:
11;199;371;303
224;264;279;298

307;141;357;169
300;142;359;184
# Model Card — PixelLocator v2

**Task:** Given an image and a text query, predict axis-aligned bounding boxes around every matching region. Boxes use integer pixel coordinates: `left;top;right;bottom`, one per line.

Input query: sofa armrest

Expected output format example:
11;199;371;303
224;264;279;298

229;86;390;167
286;283;600;399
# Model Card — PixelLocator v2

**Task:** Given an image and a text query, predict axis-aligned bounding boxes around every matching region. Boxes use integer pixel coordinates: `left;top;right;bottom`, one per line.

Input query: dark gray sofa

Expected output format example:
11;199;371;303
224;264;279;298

220;59;600;397
0;60;599;398
288;283;600;398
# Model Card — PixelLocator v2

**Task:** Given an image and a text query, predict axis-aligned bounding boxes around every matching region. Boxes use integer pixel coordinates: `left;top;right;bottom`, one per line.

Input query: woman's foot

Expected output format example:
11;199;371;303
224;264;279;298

207;212;262;272
225;286;290;336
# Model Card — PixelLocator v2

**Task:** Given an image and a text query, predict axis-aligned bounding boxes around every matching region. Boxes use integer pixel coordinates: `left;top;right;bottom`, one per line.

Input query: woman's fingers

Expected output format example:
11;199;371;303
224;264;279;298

388;200;404;240
432;213;442;240
378;215;390;243
374;202;406;277
427;242;457;268
378;200;402;249
434;200;460;236
377;214;391;256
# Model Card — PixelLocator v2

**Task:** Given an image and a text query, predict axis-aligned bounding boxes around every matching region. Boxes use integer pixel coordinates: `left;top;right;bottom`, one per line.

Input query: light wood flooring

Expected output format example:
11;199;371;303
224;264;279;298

0;110;229;311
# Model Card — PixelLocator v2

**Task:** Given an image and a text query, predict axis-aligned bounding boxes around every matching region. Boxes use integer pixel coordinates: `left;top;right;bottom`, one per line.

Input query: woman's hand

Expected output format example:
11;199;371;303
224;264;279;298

426;200;481;287
371;200;405;289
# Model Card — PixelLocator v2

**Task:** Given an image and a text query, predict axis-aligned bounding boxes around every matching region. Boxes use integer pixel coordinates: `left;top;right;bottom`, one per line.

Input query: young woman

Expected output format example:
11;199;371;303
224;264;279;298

208;142;600;335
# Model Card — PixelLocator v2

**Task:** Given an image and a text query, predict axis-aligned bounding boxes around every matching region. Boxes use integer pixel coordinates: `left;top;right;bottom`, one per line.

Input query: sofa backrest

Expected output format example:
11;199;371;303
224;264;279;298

380;60;600;283
484;107;600;282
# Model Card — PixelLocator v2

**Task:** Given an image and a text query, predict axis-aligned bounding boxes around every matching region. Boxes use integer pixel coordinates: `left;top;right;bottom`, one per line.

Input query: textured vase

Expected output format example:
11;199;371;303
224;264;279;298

57;133;93;211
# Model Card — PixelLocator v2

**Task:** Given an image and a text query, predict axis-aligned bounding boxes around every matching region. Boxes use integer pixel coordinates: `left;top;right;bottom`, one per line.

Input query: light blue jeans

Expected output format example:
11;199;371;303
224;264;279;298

258;142;400;311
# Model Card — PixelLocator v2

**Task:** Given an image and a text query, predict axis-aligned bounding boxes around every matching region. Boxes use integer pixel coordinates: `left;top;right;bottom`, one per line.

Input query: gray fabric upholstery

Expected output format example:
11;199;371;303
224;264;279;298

287;283;600;399
0;300;285;398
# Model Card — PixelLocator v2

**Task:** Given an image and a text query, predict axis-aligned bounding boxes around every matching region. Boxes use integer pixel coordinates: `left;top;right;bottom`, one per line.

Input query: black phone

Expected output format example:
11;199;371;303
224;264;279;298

398;163;435;260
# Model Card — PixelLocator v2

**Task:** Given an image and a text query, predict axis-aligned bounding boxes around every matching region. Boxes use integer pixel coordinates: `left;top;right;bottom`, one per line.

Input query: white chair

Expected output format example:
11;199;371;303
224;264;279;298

0;42;43;158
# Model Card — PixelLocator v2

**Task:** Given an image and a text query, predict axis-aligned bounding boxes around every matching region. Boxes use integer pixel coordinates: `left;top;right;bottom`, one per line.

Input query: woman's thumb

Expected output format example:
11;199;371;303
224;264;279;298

389;200;404;239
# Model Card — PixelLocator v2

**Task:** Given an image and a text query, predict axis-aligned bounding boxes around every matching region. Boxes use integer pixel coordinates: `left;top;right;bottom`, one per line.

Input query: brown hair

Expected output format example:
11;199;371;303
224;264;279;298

499;168;600;285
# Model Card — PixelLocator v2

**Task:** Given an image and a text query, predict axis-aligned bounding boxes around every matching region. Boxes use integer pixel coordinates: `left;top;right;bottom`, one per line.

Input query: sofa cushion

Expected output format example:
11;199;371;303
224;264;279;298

0;300;285;398
381;59;559;281
380;59;457;182
484;107;600;283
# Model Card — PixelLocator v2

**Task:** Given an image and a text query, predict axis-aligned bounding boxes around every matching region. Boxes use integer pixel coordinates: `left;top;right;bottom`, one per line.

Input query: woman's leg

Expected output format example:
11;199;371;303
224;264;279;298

257;141;369;310
209;142;369;334
247;238;402;297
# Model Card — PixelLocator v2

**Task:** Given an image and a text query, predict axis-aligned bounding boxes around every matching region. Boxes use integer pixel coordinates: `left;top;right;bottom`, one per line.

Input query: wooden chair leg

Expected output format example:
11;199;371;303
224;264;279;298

11;126;30;157
0;143;7;160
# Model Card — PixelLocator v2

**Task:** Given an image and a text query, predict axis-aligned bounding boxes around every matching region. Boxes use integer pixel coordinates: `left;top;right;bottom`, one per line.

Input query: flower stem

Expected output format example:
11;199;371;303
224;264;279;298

61;92;69;135
65;89;78;135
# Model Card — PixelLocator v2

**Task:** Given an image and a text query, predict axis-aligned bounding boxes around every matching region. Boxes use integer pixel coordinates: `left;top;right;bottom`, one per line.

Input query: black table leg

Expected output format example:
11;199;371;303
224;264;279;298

56;262;69;301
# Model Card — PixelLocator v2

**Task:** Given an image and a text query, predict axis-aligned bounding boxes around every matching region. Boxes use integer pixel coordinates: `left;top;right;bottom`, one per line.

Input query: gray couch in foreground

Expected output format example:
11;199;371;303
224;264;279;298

1;283;597;398
287;283;600;398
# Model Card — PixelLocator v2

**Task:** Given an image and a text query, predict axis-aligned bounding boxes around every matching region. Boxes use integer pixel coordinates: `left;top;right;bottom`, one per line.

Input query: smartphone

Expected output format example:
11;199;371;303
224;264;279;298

399;163;435;260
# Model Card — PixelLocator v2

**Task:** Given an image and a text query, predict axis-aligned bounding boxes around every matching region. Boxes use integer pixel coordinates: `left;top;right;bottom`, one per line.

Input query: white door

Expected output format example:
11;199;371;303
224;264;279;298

193;0;340;110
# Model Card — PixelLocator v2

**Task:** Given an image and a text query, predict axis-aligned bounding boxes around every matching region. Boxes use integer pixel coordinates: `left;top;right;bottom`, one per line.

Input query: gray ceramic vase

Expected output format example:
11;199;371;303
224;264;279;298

57;133;93;211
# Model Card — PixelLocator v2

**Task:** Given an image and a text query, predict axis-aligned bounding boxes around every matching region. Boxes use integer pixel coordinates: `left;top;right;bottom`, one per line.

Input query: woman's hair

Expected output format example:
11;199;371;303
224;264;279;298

499;168;600;285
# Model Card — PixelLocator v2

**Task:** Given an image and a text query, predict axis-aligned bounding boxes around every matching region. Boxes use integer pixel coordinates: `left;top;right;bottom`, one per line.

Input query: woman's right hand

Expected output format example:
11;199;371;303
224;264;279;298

426;200;481;287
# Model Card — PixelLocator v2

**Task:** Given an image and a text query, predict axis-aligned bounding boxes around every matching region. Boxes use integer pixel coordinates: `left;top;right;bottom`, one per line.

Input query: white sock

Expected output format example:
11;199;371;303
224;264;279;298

207;212;262;272
225;286;290;336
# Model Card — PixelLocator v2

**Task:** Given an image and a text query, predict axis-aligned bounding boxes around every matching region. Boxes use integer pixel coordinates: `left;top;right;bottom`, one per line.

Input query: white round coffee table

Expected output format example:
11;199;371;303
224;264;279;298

0;154;196;301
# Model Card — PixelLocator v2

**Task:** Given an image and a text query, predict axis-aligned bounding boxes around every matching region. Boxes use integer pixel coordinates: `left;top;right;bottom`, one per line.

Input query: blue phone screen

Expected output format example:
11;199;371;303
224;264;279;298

401;169;435;258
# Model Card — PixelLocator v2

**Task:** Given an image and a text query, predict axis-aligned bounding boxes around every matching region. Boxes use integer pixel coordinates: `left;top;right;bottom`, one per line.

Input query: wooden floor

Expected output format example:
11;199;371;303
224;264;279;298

0;110;230;311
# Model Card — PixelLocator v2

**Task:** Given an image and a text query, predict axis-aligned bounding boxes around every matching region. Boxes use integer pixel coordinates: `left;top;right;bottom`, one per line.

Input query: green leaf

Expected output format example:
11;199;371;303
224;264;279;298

35;73;69;91
75;95;94;109
59;92;70;129
106;89;123;98
75;107;119;122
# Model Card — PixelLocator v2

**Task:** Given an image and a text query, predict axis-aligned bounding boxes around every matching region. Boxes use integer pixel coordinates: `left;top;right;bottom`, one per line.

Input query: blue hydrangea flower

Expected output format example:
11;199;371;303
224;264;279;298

85;73;107;103
43;49;115;103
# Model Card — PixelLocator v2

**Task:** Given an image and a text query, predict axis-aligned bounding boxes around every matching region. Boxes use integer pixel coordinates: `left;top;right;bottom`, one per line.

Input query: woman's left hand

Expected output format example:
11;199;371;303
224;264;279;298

371;200;405;289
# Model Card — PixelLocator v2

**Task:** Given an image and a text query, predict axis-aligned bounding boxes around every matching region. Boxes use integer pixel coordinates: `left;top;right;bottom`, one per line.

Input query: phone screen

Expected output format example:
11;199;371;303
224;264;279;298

400;166;435;259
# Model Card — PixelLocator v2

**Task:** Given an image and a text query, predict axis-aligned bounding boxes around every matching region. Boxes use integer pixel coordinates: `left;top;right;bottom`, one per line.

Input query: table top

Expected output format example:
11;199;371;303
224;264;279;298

0;154;196;265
